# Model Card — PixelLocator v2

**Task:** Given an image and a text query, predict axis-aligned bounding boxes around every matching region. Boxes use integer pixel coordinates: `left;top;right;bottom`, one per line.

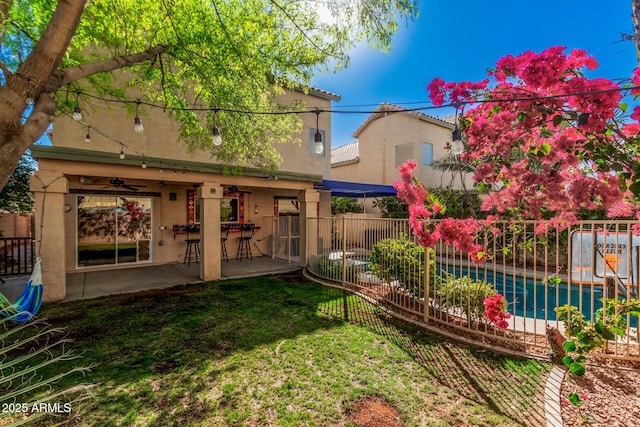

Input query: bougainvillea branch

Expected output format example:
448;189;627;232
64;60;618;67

395;46;640;263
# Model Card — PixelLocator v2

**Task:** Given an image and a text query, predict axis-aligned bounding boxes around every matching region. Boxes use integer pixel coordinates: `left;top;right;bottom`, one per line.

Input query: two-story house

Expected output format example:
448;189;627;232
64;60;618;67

331;103;473;195
30;87;339;302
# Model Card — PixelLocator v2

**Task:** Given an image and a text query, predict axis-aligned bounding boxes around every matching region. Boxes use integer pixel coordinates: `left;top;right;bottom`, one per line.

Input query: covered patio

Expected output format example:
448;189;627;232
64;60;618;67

1;257;301;303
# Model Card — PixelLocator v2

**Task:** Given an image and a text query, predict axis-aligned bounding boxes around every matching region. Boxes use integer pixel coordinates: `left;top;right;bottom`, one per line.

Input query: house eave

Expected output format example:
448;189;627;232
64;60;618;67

30;146;323;184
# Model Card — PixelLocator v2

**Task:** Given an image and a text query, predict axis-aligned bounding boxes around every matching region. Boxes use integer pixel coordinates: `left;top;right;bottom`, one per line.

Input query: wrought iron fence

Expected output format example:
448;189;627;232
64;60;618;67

0;237;35;277
305;217;640;362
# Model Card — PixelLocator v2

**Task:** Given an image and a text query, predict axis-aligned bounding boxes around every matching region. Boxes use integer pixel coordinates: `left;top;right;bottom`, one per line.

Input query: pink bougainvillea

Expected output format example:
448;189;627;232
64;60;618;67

483;294;511;330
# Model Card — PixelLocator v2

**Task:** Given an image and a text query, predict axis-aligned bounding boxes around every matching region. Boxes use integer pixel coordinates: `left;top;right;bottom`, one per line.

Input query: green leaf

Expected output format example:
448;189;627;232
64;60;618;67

620;102;629;111
563;341;577;352
569;362;586;376
552;115;563;127
540;143;551;155
567;392;583;406
562;356;574;367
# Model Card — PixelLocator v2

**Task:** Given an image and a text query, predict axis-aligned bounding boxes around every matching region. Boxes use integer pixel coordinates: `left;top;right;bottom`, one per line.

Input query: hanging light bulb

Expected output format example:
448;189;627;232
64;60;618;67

213;125;223;146
451;139;464;155
84;125;91;143
72;91;83;121
141;160;147;169
134;101;144;133
212;107;222;146
313;108;324;155
119;147;125;160
450;104;464;155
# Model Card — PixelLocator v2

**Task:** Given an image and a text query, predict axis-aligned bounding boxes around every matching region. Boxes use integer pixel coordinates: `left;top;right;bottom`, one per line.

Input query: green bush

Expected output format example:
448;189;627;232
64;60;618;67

435;276;496;324
367;235;435;299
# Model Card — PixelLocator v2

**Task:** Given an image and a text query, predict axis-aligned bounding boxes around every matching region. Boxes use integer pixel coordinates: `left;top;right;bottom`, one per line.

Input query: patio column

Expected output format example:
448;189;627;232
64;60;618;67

30;170;69;302
298;189;319;268
198;183;223;281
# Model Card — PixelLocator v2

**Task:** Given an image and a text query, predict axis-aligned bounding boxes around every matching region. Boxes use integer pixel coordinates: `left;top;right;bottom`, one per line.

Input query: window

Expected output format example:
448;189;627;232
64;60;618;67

422;142;433;166
77;195;152;267
309;128;326;157
221;197;239;223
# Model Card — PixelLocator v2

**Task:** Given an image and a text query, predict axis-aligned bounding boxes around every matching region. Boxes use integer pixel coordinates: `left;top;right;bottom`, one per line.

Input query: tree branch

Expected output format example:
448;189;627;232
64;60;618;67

0;0;14;51
45;44;169;90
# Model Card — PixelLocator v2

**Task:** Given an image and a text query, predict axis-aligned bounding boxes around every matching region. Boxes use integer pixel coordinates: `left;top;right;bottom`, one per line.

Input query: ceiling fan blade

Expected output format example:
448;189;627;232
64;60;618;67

122;185;140;191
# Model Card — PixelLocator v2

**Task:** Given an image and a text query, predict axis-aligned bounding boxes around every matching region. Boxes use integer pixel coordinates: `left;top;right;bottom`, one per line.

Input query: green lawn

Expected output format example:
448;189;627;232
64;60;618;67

12;274;551;426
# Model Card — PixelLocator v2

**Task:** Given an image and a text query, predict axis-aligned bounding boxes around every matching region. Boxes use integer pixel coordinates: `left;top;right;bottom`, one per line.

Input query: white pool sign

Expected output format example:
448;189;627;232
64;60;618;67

570;230;640;297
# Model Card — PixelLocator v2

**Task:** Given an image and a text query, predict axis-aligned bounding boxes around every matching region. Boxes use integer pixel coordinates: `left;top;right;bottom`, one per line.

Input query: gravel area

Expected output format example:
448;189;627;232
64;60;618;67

561;365;640;426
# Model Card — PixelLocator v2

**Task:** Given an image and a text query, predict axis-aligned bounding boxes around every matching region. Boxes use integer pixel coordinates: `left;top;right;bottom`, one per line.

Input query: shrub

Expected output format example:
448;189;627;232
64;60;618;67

367;235;435;299
435;275;497;325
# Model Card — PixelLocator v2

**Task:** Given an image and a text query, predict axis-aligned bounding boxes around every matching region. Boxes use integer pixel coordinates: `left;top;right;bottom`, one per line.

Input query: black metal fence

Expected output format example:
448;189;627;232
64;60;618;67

0;237;35;277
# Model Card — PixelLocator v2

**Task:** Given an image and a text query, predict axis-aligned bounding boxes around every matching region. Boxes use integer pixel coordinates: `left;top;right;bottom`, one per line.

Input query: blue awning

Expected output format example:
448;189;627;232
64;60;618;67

317;179;397;198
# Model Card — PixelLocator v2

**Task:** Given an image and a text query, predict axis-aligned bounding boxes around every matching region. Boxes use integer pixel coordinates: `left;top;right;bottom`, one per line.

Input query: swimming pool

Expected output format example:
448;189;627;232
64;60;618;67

438;264;606;322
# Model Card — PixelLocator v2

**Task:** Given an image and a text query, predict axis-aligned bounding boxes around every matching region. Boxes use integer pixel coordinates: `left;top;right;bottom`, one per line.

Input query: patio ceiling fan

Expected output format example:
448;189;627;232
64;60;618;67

226;185;252;194
104;178;147;191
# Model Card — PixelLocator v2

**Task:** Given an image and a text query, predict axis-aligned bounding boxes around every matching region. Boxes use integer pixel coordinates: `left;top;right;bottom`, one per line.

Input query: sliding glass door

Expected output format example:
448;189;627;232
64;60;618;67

77;195;152;267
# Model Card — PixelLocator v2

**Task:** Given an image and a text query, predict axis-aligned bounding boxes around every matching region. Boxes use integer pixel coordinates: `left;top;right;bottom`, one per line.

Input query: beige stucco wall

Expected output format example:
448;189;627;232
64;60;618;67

331;112;474;191
52;89;333;178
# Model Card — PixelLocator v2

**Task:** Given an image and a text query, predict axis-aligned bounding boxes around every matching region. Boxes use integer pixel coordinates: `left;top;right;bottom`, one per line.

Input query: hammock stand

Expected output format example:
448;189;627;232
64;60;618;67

0;175;59;322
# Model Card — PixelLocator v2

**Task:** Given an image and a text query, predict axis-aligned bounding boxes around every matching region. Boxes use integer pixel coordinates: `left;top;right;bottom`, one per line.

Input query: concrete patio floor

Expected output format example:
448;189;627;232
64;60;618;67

0;256;301;303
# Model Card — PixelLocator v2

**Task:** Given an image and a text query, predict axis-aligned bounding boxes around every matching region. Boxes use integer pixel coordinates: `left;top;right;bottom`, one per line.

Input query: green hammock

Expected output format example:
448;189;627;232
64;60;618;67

0;257;43;322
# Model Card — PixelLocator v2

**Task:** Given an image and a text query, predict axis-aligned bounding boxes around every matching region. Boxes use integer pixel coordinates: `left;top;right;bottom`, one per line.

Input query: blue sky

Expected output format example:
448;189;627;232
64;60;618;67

312;1;637;148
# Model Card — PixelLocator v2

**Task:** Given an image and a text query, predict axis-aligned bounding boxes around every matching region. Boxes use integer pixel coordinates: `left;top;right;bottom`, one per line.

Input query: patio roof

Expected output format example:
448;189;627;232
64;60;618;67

317;179;397;198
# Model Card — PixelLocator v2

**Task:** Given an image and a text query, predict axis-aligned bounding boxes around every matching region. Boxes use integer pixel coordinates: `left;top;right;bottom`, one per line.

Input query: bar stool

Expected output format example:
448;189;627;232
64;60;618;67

183;225;200;266
236;224;256;260
221;226;230;262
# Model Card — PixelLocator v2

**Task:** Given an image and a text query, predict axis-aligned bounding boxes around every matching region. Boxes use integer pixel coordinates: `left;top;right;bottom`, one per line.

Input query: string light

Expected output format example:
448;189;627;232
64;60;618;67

451;103;464;155
134;101;144;133
212;107;222;146
72;91;83;121
141;159;147;169
84;125;91;143
62;84;640;171
313;108;323;155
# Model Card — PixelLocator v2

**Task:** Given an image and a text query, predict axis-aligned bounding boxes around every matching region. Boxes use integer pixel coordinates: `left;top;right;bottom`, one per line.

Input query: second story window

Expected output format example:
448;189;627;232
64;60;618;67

423;142;433;166
309;128;326;157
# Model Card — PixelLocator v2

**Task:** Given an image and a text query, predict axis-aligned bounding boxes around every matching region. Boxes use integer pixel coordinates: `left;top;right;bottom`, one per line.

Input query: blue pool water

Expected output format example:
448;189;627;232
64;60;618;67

438;264;606;322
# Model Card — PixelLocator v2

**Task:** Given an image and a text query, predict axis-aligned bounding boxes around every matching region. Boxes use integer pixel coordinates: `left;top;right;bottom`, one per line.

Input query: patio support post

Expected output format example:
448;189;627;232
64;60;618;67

30;170;69;302
198;183;223;281
298;189;320;268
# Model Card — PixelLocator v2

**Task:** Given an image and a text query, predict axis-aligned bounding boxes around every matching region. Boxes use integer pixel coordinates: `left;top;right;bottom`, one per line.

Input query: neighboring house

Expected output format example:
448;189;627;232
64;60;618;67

331;103;473;191
30;87;339;302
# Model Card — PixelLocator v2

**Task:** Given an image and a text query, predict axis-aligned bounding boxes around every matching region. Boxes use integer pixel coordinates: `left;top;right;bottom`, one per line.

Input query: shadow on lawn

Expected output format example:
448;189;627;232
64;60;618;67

34;274;549;426
318;286;550;427
35;275;344;425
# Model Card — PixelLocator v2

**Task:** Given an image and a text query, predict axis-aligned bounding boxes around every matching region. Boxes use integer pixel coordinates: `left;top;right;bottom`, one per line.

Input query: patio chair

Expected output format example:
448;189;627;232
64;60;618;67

183;225;200;266
236;224;256;261
221;226;230;262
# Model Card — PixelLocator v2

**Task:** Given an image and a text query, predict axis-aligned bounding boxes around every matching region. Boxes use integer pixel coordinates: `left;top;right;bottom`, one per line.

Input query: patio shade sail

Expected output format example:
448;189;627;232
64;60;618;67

318;179;397;198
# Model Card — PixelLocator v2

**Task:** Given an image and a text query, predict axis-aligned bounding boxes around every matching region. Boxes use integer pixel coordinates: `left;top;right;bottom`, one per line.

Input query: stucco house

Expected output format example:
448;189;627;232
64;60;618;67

331;103;474;192
30;87;339;302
